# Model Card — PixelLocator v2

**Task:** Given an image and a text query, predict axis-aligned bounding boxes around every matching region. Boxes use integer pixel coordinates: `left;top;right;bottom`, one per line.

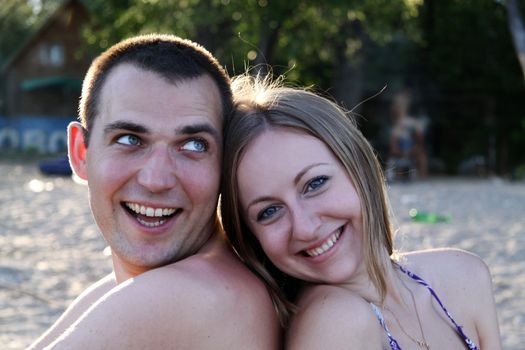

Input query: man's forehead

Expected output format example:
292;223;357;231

96;64;223;131
101;63;219;98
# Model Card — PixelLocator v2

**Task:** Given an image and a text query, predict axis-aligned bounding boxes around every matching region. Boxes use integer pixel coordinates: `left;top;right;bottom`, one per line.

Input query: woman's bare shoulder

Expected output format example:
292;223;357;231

399;248;501;348
399;247;490;282
286;285;383;350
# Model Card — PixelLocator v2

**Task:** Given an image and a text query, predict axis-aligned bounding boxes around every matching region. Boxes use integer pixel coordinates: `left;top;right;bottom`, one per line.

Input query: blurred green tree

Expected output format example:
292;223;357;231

0;0;35;68
0;0;63;68
80;0;421;109
4;0;524;174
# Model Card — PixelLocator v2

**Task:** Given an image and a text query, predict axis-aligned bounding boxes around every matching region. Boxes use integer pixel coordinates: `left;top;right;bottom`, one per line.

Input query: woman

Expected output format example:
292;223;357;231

220;74;501;349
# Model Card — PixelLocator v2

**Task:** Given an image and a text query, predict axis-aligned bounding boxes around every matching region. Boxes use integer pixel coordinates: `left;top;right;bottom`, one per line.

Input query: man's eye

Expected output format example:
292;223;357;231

304;176;329;193
257;206;281;222
116;134;141;146
181;138;208;152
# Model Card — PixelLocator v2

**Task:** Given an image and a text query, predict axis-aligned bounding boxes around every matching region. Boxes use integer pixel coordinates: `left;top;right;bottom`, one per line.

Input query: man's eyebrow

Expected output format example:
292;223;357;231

103;121;220;142
104;121;149;135
178;123;221;143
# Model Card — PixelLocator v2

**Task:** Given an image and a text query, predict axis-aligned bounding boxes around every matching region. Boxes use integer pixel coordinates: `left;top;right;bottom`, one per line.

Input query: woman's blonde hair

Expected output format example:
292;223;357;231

220;73;394;326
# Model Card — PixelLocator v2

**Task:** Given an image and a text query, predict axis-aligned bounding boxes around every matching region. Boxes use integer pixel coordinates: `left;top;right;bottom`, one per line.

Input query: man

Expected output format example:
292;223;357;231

29;34;279;349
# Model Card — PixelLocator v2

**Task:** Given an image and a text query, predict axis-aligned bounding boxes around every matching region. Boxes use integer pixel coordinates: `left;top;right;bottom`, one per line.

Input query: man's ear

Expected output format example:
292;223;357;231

68;122;88;180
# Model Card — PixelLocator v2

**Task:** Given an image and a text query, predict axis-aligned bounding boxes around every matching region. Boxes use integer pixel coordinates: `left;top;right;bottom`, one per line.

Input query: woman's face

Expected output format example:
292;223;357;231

237;128;366;284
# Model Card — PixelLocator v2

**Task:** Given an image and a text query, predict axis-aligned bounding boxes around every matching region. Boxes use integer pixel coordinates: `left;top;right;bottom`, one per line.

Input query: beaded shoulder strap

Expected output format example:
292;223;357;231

397;265;479;350
370;303;402;350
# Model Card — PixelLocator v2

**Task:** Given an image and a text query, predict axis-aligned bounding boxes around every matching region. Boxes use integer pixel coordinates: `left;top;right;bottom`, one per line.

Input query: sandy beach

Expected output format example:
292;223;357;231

1;160;524;349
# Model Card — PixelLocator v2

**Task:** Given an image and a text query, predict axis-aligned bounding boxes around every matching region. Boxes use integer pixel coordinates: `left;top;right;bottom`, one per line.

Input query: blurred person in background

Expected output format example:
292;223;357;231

387;90;428;181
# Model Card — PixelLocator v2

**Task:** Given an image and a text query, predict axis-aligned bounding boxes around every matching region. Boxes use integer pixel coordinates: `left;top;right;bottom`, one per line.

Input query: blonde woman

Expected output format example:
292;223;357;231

220;74;501;349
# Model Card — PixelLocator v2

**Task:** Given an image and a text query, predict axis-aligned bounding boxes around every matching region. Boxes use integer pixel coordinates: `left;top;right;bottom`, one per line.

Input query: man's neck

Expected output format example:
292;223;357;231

110;232;227;284
111;253;150;284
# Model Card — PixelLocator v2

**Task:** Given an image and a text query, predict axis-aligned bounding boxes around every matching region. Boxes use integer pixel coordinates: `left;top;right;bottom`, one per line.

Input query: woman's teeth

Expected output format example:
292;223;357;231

305;228;342;257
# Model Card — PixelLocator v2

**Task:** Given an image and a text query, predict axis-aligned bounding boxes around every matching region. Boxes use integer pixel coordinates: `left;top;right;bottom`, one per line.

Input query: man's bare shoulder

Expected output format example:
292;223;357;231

160;239;273;297
136;239;278;318
121;253;279;348
47;239;279;349
28;273;116;350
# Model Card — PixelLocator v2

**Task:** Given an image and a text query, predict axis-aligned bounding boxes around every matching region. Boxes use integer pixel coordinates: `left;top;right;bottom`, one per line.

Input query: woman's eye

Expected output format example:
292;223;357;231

257;206;281;222
116;134;141;146
305;176;329;193
181;138;208;153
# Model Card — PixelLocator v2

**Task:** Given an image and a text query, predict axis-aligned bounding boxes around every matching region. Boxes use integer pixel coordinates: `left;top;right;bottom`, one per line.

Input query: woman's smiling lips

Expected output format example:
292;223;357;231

302;227;343;257
124;202;181;228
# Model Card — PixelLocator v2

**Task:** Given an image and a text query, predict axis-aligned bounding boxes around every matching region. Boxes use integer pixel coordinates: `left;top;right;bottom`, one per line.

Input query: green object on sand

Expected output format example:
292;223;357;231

409;208;452;223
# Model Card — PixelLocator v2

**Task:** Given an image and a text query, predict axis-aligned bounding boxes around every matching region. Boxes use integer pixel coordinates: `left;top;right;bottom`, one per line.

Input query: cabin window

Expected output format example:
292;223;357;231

49;44;64;66
39;43;65;67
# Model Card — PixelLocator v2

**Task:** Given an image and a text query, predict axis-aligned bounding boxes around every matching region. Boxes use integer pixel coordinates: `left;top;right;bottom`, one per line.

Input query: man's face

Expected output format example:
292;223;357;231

85;64;223;272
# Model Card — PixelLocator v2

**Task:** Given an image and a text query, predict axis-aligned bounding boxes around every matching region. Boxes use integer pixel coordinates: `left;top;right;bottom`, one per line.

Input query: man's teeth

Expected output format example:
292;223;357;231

137;217;166;227
305;229;342;257
126;203;177;217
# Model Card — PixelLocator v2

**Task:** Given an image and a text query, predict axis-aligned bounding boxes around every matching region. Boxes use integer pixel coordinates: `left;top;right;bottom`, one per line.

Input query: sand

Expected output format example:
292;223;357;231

0;161;523;349
389;178;525;349
0;161;112;349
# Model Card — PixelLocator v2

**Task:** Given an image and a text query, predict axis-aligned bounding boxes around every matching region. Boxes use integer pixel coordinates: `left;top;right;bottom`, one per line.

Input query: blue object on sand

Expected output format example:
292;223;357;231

39;155;72;176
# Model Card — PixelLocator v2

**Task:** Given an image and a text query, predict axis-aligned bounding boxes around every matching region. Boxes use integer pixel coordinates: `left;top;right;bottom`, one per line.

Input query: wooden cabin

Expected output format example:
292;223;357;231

0;0;92;153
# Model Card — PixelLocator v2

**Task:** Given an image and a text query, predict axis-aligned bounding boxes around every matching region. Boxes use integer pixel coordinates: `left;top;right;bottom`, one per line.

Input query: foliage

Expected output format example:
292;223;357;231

78;1;420;85
2;0;525;174
0;0;62;68
0;0;35;68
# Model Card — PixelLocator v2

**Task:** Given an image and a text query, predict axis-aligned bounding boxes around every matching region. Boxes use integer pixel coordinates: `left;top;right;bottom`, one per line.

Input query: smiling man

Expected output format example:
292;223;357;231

28;34;279;349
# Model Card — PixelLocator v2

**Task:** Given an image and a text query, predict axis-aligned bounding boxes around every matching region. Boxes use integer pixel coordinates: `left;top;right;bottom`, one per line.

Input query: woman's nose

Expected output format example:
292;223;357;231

290;205;320;242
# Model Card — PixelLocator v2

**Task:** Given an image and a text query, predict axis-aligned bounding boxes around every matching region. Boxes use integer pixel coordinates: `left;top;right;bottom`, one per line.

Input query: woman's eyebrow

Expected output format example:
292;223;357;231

294;163;328;186
246;196;275;212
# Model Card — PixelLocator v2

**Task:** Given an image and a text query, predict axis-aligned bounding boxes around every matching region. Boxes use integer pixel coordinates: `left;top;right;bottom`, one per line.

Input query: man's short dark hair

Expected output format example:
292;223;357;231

79;33;233;145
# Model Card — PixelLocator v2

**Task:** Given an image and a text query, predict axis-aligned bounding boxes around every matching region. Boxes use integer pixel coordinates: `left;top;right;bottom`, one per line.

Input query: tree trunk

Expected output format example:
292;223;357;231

332;55;364;111
331;19;366;112
506;0;525;79
252;20;283;76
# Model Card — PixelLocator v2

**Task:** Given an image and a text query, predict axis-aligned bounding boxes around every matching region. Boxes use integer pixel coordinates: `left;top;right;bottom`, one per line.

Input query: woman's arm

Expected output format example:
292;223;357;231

470;256;502;350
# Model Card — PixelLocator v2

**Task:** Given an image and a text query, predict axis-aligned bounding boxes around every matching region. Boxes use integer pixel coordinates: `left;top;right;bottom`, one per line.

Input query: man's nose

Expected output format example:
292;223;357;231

137;145;177;193
290;205;320;242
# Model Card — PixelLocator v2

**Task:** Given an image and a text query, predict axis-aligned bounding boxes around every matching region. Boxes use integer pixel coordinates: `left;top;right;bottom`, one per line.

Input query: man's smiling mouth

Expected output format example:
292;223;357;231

124;202;181;227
